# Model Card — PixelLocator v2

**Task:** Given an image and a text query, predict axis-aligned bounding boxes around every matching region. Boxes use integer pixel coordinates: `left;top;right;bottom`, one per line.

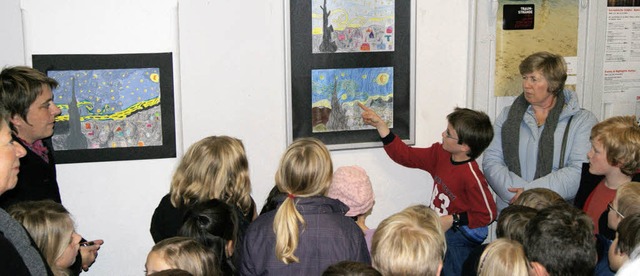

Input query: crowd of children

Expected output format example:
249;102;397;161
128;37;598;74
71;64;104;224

2;53;640;276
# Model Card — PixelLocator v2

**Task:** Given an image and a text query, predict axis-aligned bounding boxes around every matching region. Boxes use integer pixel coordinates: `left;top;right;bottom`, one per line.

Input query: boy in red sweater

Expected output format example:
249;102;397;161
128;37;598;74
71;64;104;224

360;103;497;276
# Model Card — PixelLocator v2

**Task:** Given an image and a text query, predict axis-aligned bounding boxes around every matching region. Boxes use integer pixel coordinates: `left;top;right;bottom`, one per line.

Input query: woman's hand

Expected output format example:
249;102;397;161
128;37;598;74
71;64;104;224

508;187;524;204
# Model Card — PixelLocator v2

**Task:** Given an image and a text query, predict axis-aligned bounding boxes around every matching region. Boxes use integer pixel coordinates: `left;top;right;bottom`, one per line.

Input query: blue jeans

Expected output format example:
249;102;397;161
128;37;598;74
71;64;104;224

442;227;486;276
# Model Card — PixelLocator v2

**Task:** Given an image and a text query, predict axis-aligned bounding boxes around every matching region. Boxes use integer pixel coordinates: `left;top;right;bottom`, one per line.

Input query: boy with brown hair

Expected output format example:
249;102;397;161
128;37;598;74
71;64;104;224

360;104;497;275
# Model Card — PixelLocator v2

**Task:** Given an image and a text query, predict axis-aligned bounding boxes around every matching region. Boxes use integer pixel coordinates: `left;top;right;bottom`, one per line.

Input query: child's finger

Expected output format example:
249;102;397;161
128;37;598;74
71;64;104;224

357;102;369;111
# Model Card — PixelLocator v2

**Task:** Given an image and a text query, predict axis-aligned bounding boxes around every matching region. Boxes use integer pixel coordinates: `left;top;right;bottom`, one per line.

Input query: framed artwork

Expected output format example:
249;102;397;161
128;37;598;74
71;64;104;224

32;52;176;164
286;0;416;150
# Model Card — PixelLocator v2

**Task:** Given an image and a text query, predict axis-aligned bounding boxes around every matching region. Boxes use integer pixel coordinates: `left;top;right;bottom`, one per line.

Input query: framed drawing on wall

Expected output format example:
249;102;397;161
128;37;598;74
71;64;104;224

285;0;416;150
32;52;176;164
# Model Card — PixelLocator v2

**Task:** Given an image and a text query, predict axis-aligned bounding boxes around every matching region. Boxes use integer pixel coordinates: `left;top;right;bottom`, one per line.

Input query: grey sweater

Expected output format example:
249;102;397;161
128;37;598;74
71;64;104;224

0;208;50;275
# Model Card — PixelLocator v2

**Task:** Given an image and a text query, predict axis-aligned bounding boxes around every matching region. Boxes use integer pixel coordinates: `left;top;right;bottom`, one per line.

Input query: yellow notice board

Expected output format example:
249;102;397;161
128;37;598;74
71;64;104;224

495;0;579;97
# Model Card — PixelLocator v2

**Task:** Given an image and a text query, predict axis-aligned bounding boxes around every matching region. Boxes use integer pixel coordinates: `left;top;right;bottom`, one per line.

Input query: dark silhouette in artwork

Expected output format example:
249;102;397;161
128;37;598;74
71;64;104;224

319;0;337;53
326;79;347;131
65;78;88;150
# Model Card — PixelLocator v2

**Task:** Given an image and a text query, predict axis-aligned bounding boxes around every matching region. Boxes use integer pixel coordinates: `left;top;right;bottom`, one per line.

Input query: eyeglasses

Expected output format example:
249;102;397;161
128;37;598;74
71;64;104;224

444;129;458;140
608;201;624;219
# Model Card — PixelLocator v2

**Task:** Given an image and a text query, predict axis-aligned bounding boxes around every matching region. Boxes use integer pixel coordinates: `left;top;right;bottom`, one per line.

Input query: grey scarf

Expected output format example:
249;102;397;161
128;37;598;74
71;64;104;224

0;209;49;276
502;91;565;179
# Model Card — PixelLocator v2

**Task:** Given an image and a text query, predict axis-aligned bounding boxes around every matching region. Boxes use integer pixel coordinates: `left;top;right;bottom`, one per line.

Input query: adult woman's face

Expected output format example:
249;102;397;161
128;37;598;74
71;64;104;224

522;70;555;107
0;120;27;194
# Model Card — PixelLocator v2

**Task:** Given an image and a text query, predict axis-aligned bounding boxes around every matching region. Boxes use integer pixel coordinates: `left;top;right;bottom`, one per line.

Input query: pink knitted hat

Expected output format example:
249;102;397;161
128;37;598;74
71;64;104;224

328;165;374;217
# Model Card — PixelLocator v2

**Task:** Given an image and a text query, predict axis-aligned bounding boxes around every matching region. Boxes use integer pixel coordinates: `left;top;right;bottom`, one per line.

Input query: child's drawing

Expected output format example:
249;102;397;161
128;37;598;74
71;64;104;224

312;67;393;132
49;68;163;150
312;0;395;53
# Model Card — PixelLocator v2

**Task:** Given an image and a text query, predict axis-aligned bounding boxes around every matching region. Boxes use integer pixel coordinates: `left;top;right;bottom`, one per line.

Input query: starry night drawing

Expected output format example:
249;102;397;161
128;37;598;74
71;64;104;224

49;68;163;150
312;67;393;132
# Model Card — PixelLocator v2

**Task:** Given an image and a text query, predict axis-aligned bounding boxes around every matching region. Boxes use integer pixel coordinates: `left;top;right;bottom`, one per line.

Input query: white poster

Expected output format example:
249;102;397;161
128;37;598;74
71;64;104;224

603;5;640;117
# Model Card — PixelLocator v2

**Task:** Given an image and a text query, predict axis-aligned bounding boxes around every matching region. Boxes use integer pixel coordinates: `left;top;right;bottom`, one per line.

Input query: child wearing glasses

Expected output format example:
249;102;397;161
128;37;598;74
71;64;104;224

575;115;640;240
607;182;640;273
360;104;496;276
610;213;640;273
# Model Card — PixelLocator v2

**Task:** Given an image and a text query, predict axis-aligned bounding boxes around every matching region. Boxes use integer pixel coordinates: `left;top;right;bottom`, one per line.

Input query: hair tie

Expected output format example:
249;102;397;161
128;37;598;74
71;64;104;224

287;193;295;199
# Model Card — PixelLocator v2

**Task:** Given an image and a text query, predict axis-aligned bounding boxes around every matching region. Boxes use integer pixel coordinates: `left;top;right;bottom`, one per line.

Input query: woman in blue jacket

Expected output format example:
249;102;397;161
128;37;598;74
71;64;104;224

483;51;598;211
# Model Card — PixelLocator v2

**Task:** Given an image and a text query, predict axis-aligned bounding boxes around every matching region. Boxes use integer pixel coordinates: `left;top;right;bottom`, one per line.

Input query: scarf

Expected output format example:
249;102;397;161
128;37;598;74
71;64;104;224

17;138;49;163
501;91;565;179
0;209;49;276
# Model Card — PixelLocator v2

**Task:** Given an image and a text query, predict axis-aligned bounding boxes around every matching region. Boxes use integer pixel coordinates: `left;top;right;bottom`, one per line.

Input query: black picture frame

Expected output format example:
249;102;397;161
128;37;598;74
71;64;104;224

286;0;415;150
32;53;176;164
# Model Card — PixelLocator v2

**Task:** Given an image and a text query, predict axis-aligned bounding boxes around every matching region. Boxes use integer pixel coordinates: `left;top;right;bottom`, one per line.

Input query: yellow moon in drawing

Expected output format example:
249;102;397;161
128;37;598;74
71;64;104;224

150;73;160;82
376;73;389;85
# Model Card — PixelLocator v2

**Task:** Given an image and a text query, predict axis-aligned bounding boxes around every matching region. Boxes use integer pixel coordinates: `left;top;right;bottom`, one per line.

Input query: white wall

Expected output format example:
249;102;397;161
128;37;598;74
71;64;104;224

1;0;471;275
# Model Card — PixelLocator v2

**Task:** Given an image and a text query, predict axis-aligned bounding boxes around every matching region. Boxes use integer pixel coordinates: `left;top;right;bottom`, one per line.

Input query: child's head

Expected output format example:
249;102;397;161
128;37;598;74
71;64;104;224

589;115;640;176
477;238;529;276
170;136;252;216
9;200;81;275
496;205;537;243
372;205;445;276
524;203;596;276
273;137;333;264
327;165;375;217
609;182;640;230
446;107;493;159
146;237;218;276
512;188;564;210
610;213;640;271
275;137;333;196
322;261;382;276
178;199;238;274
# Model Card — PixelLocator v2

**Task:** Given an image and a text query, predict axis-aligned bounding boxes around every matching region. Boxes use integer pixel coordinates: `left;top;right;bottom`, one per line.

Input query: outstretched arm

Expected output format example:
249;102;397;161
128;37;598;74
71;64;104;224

358;102;390;137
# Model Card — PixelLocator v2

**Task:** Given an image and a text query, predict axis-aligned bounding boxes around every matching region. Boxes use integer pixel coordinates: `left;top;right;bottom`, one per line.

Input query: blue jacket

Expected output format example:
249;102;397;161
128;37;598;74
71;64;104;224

239;196;370;275
482;89;598;211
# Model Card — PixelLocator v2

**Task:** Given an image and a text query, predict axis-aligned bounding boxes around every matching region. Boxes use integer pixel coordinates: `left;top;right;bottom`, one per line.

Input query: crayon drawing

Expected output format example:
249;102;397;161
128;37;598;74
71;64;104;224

49;68;163;151
312;0;395;53
312;67;393;132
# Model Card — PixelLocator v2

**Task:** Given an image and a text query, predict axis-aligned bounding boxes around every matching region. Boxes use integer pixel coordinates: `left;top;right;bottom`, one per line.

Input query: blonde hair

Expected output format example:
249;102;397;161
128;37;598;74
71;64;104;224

8;200;75;276
273;137;333;264
170;136;252;216
513;188;564;210
590;116;640;176
371;205;446;276
617;182;640;217
477;239;529;276
150;237;218;276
